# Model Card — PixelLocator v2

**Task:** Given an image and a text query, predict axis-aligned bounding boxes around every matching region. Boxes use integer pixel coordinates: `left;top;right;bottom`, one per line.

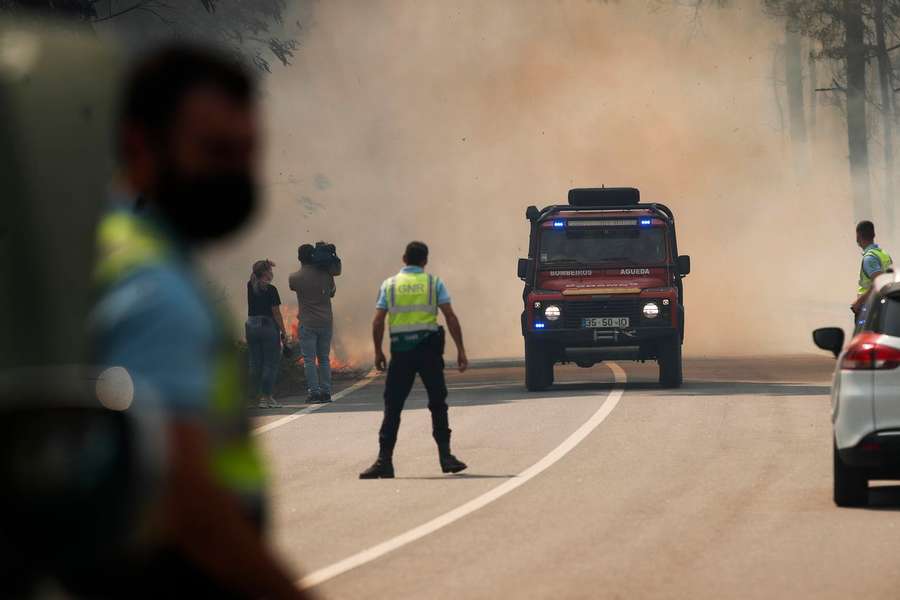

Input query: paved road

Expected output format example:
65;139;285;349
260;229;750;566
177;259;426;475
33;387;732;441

253;356;900;599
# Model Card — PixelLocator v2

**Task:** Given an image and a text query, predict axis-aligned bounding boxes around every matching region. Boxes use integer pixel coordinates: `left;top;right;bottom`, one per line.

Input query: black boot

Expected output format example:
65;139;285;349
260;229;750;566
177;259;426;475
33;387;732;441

440;453;467;474
360;440;395;479
434;429;467;474
359;457;394;479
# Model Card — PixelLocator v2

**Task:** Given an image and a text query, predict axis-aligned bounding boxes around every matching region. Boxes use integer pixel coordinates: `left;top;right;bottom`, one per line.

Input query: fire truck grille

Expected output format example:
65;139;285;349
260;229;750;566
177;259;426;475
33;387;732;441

561;299;642;328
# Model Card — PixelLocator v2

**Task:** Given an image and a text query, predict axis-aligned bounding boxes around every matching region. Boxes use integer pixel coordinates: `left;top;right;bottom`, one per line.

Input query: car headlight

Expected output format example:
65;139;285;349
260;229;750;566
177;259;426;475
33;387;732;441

544;305;561;321
642;302;660;319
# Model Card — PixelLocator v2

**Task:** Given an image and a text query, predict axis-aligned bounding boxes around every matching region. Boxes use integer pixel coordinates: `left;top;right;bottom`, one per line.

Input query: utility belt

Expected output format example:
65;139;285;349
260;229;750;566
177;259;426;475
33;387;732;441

390;326;445;354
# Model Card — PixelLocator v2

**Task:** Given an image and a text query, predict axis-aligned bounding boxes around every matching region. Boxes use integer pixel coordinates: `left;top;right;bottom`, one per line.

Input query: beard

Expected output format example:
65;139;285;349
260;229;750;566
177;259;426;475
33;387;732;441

149;167;258;245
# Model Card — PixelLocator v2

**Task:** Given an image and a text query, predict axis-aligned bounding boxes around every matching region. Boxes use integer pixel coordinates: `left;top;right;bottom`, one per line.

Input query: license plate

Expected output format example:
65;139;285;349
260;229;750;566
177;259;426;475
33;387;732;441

582;317;629;328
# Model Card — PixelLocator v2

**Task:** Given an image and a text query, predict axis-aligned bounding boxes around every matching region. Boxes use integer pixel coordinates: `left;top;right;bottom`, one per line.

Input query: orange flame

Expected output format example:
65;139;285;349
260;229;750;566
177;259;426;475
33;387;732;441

285;309;357;371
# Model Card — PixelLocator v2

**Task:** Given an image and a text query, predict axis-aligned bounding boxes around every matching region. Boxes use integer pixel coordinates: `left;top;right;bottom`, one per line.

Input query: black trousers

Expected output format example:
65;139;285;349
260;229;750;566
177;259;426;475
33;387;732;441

379;335;450;456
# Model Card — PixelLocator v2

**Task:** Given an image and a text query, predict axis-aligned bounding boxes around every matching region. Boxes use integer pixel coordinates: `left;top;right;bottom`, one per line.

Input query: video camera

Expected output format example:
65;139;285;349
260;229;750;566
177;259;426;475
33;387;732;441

309;241;342;276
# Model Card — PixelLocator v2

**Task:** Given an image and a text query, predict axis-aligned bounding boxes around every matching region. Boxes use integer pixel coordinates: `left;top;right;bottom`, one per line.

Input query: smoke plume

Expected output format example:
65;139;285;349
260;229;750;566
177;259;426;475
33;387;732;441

201;0;862;361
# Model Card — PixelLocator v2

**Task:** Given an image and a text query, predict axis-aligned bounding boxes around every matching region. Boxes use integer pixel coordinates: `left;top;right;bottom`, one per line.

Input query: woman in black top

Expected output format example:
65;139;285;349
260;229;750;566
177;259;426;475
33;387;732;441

246;260;287;408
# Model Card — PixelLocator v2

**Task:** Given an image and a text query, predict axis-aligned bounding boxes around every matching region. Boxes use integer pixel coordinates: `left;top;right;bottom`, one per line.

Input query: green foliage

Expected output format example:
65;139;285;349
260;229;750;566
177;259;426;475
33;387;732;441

763;2;845;60
0;1;96;19
0;0;303;72
760;1;900;60
182;0;300;72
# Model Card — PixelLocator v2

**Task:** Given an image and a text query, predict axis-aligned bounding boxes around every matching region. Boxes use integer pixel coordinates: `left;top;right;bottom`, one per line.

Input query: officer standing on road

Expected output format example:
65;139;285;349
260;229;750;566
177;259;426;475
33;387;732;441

852;220;893;327
360;241;469;479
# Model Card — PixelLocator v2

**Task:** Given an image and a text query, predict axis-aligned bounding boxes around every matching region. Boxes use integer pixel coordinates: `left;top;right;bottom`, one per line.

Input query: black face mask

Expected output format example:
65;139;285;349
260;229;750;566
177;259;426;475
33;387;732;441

152;169;257;244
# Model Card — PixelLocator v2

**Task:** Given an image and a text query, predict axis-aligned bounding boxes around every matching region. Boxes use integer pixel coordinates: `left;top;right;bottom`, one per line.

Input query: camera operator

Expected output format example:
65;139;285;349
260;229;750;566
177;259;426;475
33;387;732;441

289;242;341;403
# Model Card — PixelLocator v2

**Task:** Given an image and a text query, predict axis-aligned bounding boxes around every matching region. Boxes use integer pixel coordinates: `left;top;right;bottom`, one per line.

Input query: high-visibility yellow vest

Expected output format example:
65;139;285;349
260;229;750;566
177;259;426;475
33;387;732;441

383;270;439;350
94;210;266;508
858;246;893;295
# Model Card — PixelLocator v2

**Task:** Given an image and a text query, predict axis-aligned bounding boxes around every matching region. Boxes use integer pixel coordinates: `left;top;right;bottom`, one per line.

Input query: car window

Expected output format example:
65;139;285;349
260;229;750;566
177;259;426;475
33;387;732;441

869;295;900;336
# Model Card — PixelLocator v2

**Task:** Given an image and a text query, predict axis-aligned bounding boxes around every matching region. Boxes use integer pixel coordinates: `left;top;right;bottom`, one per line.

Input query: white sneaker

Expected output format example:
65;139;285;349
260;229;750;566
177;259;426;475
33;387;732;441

268;397;283;408
257;397;270;408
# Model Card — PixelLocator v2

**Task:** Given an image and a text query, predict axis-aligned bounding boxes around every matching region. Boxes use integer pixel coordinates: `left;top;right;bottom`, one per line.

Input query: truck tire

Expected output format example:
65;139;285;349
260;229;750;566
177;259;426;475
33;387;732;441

833;441;867;507
658;337;683;388
525;341;553;391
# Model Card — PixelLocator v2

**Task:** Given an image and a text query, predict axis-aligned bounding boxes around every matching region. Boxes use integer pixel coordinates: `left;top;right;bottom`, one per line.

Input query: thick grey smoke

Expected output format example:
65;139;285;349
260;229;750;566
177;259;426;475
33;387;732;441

201;0;862;361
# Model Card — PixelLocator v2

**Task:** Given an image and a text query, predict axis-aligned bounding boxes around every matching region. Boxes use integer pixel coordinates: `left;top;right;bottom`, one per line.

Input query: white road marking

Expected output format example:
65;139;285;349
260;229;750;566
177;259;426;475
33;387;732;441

447;382;515;391
252;369;379;436
297;362;627;590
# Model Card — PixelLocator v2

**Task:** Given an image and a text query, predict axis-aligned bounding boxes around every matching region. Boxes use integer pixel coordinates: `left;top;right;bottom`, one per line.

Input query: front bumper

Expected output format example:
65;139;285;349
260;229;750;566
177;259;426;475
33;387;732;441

525;326;678;361
839;431;900;474
526;325;678;345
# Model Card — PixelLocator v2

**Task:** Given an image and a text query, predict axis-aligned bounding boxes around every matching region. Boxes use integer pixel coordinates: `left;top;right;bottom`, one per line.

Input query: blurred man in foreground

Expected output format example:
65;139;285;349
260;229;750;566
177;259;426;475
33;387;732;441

90;45;307;599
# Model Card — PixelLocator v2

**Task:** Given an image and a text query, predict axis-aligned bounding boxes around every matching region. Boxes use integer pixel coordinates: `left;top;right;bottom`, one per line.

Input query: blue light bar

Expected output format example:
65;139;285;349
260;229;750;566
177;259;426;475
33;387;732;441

534;322;546;329
552;220;566;228
639;218;652;227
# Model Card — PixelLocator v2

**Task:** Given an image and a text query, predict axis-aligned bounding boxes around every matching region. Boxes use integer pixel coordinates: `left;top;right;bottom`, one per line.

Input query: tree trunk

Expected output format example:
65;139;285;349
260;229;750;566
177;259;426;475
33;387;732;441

809;44;817;147
844;0;871;221
874;0;895;235
807;38;819;169
773;46;786;138
785;20;808;172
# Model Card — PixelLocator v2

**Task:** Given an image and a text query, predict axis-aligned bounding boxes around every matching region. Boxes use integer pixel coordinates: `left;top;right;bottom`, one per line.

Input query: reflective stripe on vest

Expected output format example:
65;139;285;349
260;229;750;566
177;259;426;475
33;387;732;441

385;271;439;334
94;210;266;498
858;247;893;294
211;439;267;494
94;211;171;286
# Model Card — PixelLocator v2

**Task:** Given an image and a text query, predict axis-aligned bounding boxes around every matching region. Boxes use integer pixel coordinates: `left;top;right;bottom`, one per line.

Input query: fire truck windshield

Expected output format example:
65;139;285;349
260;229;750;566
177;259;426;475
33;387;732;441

539;227;667;266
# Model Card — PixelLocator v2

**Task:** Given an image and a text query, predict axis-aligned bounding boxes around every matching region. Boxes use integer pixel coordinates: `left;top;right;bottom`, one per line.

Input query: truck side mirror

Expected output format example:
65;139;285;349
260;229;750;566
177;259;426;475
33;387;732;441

813;327;845;358
517;258;532;281
677;255;691;276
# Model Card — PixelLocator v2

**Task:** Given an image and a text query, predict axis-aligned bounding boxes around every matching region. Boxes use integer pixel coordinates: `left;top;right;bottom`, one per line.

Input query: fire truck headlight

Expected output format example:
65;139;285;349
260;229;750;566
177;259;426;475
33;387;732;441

642;302;660;319
544;305;561;321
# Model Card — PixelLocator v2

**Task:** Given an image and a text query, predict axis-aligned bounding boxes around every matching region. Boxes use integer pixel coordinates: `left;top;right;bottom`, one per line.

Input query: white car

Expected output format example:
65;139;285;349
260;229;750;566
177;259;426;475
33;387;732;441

814;271;900;506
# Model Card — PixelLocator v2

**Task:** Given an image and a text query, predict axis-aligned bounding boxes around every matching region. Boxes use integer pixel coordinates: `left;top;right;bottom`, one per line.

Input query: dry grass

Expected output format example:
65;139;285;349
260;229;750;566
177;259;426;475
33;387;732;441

235;341;367;398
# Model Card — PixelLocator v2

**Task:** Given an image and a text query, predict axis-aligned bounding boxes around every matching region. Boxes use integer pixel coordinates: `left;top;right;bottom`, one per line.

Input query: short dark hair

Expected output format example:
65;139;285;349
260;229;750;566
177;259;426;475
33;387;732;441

857;220;876;240
298;244;314;264
118;44;255;159
403;241;429;267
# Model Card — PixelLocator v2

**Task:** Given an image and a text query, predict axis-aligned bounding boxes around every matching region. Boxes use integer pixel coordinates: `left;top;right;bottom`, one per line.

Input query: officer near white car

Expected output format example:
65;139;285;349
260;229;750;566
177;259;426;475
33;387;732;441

360;241;469;479
852;220;893;327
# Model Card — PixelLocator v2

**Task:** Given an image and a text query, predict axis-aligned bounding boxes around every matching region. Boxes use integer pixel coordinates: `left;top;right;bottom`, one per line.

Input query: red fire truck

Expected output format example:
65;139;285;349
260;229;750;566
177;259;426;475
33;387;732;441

518;188;691;390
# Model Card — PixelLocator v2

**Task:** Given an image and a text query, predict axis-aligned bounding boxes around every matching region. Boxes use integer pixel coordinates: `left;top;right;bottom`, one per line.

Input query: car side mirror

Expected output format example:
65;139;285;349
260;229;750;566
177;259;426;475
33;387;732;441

526;206;540;222
677;255;691;276
813;327;845;358
517;258;532;281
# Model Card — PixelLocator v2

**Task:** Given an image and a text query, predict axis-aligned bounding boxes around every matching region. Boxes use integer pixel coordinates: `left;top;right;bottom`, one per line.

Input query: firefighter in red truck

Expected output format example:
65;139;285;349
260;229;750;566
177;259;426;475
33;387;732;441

517;188;691;390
